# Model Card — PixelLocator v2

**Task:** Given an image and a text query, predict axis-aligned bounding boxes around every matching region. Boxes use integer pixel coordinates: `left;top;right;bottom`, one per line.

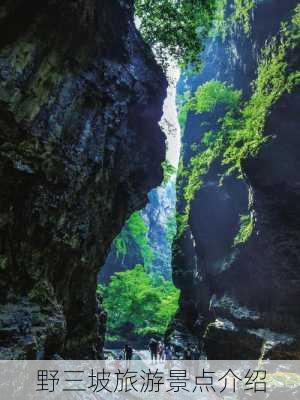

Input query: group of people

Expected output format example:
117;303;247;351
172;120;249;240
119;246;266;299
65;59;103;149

148;339;202;361
183;343;201;360
117;341;201;362
119;344;133;361
148;338;173;361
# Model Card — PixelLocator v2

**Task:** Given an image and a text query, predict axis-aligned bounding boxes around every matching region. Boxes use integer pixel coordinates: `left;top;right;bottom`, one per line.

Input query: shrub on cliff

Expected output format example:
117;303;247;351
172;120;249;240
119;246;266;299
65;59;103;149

115;211;154;268
176;4;300;235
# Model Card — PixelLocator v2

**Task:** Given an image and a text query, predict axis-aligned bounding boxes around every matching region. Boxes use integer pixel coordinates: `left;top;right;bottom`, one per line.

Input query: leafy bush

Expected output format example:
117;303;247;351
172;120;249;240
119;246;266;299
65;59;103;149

234;213;253;246
100;265;179;340
192;80;242;113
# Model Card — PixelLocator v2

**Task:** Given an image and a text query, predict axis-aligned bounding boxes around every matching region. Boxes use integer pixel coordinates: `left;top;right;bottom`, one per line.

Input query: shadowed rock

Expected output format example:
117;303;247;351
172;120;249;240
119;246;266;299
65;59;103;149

0;0;167;359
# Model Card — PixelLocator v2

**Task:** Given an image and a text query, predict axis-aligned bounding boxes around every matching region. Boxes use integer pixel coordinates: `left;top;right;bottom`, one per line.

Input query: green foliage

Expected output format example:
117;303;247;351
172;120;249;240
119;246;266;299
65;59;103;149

183;81;241;206
230;0;256;34
127;212;154;268
101;265;179;339
177;5;300;236
209;0;227;38
190;142;200;152
291;4;300;32
165;212;177;244
177;90;193;129
192;79;242;113
135;0;218;68
223;6;300;174
162;160;176;186
210;0;256;38
115;237;127;258
234;213;253;246
175;211;189;237
114;212;154;268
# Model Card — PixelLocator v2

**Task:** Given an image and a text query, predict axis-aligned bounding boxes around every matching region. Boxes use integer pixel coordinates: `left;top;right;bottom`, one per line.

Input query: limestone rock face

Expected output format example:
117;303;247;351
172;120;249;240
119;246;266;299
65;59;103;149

0;0;167;359
171;0;300;358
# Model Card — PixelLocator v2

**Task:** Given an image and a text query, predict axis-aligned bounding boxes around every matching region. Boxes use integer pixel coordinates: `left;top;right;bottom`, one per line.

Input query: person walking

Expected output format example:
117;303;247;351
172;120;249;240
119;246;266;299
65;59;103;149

184;343;193;360
164;343;173;361
192;345;201;360
148;338;158;362
158;341;165;361
124;344;133;363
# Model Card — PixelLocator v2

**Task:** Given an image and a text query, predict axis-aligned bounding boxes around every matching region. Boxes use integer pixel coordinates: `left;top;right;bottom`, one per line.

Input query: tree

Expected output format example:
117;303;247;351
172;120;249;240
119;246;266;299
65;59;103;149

135;0;217;68
101;265;179;340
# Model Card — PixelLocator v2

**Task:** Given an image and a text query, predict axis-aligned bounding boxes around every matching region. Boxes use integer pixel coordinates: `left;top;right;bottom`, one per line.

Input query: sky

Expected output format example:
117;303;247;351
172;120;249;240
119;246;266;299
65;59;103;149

159;61;181;168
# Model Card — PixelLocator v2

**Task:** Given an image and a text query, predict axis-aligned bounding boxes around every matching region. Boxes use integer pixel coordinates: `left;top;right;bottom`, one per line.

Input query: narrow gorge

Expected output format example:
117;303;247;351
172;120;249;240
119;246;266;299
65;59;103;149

0;0;299;362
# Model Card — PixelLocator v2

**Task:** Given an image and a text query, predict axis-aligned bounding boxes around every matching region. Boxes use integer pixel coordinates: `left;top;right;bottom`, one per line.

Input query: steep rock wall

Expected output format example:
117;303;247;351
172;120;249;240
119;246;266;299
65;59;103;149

171;0;300;359
0;0;167;359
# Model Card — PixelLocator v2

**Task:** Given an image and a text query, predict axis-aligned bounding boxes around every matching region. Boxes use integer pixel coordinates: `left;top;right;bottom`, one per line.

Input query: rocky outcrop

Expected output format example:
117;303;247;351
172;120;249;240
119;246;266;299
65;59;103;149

0;0;167;359
171;0;300;358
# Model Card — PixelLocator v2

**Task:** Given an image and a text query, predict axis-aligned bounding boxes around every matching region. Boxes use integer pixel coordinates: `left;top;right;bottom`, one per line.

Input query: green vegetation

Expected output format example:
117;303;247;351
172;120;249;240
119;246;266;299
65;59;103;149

135;0;257;66
162;160;176;186
115;236;127;258
135;0;218;68
230;0;256;34
177;5;300;235
192;80;242;113
99;265;179;340
176;81;241;232
223;6;300;175
165;212;177;244
177;90;193;129
210;0;256;38
234;213;253;246
115;212;154;268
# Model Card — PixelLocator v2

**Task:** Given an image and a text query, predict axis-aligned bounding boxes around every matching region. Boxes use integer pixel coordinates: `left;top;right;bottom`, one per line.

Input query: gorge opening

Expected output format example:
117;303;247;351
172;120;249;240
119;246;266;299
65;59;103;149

98;59;182;354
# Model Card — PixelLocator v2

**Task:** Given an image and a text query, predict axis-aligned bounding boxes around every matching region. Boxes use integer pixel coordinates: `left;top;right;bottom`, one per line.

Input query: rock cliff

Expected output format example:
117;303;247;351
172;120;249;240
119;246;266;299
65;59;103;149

0;0;167;359
171;0;300;359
